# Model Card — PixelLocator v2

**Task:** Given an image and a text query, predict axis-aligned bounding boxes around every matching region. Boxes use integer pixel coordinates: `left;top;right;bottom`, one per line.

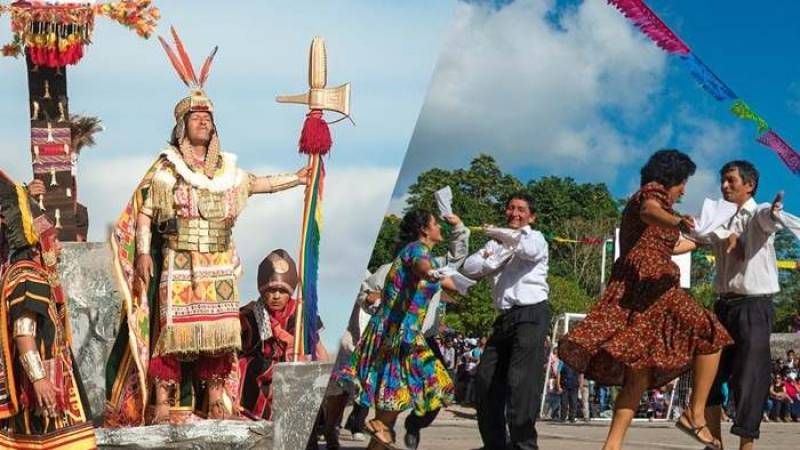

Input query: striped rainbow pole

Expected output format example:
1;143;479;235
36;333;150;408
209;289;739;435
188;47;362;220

294;154;325;359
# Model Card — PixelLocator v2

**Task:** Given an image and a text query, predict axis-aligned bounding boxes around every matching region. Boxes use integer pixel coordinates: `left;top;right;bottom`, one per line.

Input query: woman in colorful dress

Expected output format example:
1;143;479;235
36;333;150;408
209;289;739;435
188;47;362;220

342;209;460;449
558;149;733;450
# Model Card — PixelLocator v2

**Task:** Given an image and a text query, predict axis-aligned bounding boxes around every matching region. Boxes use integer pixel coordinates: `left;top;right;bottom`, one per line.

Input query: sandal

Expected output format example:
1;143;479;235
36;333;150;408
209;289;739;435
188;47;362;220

365;419;401;450
675;413;722;450
146;401;171;425
207;398;237;420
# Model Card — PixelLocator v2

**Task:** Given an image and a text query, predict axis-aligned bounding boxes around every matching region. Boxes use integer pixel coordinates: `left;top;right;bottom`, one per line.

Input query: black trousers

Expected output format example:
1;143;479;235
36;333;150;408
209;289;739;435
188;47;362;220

476;302;550;450
345;403;369;433
707;296;773;439
560;387;578;421
769;398;791;421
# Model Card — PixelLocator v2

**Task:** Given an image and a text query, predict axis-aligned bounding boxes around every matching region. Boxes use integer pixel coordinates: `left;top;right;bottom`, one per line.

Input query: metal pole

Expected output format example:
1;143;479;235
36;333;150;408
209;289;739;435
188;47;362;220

600;238;612;293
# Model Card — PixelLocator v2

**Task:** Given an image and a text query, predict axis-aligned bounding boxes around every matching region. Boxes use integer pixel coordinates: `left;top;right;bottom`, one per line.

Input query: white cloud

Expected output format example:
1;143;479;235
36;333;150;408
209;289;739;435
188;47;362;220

674;109;744;166
386;193;410;216
679;168;720;214
396;0;668;189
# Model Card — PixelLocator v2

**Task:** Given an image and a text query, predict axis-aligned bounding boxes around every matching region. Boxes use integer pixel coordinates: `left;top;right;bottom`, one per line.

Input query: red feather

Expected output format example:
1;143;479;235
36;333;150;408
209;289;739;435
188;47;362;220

158;36;191;87
170;26;198;86
199;46;219;88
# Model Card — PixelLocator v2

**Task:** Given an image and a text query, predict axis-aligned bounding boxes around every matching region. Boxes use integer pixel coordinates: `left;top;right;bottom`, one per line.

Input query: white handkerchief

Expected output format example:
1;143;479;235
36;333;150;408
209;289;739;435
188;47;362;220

770;209;800;239
421;294;440;334
435;186;454;218
432;266;477;295
687;198;738;239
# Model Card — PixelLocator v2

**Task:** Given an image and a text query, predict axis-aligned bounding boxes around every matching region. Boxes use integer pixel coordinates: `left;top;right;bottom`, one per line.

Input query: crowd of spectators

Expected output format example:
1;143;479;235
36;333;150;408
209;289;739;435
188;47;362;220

766;349;800;422
431;333;487;405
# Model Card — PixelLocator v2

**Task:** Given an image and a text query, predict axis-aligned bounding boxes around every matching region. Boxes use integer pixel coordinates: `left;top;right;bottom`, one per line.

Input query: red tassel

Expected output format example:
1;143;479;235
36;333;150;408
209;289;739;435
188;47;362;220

299;110;332;155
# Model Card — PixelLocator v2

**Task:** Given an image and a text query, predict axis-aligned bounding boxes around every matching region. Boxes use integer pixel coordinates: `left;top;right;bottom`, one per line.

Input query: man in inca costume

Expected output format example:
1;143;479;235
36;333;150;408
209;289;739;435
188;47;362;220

104;30;310;426
0;172;96;449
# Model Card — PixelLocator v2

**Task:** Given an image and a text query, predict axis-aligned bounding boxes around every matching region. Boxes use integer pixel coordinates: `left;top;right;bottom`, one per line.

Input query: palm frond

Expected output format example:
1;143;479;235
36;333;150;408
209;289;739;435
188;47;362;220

69;114;103;153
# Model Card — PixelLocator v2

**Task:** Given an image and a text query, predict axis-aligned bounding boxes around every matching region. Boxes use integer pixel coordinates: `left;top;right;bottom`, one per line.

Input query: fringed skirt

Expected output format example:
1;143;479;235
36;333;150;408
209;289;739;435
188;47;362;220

154;247;242;357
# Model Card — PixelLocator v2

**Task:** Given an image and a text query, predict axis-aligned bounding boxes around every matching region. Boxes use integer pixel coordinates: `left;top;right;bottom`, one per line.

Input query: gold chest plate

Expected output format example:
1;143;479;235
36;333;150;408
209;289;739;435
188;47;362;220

196;189;227;220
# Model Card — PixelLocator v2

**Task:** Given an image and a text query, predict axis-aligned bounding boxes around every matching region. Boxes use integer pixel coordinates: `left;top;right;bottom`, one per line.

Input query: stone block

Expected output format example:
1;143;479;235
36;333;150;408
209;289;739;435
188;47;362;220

59;242;121;423
272;361;334;450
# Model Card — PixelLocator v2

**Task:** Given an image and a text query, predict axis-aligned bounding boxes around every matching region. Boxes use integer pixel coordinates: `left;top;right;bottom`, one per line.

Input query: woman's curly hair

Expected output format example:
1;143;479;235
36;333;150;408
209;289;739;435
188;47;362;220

640;149;696;188
396;209;434;254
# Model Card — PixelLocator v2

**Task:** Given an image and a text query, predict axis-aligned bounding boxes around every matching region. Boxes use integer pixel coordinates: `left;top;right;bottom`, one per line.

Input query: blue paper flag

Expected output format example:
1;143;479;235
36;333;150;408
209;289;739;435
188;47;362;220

679;53;737;101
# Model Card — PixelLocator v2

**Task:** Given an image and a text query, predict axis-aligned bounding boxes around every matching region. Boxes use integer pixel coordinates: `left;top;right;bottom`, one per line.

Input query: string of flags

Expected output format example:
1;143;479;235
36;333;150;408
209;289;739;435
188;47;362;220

608;0;800;175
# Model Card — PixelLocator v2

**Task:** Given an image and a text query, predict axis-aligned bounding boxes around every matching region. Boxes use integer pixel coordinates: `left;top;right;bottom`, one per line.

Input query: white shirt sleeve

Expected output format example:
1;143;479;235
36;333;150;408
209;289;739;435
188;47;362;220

515;231;548;263
463;240;500;278
753;205;782;236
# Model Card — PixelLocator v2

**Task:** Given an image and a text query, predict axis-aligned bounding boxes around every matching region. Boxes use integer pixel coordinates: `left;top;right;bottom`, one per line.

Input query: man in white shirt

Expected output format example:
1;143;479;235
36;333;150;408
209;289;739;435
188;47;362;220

463;193;550;450
679;160;784;450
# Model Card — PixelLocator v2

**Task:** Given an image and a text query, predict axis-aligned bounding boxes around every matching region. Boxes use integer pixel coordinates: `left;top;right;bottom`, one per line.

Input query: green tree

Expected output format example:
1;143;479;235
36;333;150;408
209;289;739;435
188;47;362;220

443;281;497;337
547;275;595;318
367;215;400;272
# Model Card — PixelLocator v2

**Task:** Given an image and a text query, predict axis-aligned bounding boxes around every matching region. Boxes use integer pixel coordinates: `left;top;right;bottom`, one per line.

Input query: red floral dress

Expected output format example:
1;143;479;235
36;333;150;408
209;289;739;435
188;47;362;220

558;182;732;388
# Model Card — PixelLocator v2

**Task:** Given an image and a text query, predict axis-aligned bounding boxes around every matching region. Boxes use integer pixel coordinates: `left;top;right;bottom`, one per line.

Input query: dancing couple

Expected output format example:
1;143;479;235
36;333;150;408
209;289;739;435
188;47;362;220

560;149;787;450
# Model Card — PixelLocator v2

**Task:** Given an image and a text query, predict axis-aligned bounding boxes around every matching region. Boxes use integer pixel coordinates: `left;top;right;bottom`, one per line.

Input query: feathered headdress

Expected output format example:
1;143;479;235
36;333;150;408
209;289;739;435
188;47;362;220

158;26;220;177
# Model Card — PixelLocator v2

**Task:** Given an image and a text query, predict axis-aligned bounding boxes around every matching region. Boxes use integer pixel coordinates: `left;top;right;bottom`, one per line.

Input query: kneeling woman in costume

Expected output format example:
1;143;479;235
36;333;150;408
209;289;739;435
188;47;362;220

558;150;733;450
238;249;328;420
0;174;96;449
339;209;460;450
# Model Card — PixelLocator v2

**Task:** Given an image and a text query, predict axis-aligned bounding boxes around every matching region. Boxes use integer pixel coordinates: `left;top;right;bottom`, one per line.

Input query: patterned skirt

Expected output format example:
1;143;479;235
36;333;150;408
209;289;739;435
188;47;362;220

340;318;454;415
558;255;733;388
154;247;242;357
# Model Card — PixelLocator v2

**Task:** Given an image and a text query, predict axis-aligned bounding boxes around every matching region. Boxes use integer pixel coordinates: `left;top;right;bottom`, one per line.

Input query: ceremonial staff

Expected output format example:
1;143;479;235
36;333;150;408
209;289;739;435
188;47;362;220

277;37;350;361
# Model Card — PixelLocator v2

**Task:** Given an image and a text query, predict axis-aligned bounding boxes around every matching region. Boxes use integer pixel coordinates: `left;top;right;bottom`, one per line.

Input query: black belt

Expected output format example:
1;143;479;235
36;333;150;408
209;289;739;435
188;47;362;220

718;293;772;301
503;302;547;312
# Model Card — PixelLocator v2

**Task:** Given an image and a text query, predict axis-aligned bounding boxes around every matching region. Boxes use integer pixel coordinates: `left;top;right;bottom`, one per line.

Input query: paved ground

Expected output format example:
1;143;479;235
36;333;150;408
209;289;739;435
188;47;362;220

332;406;799;450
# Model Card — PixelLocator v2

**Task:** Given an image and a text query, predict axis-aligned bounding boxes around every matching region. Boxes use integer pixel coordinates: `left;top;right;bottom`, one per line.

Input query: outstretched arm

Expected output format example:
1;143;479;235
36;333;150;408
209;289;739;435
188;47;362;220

515;231;548;263
673;238;697;255
249;166;310;194
462;241;502;279
753;191;785;235
443;215;471;268
641;198;694;232
440;276;457;292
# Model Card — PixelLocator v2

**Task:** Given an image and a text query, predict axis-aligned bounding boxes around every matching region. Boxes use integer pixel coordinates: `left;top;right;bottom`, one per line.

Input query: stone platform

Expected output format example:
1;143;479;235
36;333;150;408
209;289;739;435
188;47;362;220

96;420;271;450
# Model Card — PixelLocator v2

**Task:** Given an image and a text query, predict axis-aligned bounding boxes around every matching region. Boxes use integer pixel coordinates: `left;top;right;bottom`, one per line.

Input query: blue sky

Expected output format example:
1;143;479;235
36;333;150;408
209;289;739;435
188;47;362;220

391;0;800;217
0;0;457;349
